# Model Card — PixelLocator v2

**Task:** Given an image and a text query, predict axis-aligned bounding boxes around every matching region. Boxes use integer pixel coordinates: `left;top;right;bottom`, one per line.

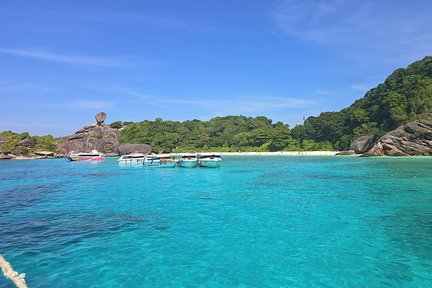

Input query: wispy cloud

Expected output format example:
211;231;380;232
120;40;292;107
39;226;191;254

126;90;314;112
72;100;114;109
0;48;137;68
313;89;330;95
0;82;60;94
273;0;432;63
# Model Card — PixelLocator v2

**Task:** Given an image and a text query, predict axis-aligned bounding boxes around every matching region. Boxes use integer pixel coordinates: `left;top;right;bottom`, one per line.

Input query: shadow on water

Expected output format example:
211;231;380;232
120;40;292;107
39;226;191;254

0;209;170;255
0;183;63;217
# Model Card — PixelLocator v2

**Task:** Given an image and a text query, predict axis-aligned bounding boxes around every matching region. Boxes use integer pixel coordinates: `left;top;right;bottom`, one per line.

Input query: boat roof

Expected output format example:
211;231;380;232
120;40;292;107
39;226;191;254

72;151;102;156
147;154;172;158
125;153;146;157
180;153;197;157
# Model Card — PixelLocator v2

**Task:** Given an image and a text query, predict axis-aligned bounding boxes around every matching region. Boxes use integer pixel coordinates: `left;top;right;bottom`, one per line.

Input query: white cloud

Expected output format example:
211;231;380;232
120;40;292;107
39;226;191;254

0;48;132;68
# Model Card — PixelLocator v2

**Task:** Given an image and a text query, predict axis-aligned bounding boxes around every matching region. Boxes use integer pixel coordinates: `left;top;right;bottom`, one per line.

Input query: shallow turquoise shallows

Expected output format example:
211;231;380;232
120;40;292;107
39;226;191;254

1;156;432;287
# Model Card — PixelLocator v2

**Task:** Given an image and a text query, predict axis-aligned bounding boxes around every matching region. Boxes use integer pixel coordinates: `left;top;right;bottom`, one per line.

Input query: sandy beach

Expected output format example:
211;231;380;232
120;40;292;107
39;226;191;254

217;151;339;156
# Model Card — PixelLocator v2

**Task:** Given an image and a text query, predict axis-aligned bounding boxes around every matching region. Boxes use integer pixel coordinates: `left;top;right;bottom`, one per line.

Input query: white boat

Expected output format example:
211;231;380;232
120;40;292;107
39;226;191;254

117;153;146;164
179;153;198;168
68;150;105;162
198;153;222;168
144;154;178;168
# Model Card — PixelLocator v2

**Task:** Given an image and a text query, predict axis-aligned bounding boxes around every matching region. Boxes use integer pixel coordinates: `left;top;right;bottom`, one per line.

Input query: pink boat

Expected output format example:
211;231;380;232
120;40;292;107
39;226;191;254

67;150;105;162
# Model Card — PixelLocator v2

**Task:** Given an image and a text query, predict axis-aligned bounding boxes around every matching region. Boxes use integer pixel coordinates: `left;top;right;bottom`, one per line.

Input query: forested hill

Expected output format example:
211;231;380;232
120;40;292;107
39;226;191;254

116;116;306;153
291;56;432;150
117;56;432;152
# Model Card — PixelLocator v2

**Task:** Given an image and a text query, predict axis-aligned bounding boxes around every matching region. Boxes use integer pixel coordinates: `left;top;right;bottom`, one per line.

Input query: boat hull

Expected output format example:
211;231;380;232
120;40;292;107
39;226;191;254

117;159;145;164
180;160;197;168
68;156;105;162
199;160;221;168
144;160;178;168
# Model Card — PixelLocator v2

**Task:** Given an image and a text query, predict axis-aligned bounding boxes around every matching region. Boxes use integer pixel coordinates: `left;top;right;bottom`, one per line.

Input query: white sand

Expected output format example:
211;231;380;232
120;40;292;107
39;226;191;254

216;151;339;156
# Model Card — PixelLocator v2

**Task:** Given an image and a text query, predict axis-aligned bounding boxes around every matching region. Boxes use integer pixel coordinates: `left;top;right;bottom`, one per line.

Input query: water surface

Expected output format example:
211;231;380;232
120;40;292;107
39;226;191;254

1;156;432;287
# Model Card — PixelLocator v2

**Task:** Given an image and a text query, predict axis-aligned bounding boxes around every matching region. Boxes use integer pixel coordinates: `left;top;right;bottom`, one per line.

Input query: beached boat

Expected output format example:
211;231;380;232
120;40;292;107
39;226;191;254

144;154;178;168
198;153;222;168
68;150;105;162
179;153;198;168
117;153;146;164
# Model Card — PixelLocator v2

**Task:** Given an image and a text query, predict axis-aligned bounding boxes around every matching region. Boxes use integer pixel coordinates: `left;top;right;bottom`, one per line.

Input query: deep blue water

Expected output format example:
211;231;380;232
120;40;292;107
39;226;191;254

1;156;432;287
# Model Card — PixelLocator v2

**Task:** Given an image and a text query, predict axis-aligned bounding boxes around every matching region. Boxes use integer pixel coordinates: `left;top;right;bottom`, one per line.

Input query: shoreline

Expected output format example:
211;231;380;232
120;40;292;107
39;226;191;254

1;151;344;161
217;151;340;156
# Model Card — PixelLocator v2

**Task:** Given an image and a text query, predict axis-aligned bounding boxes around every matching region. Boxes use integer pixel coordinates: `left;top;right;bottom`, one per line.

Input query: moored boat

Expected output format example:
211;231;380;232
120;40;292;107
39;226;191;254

68;150;105;162
179;153;198;168
144;154;178;168
117;153;146;164
198;153;222;168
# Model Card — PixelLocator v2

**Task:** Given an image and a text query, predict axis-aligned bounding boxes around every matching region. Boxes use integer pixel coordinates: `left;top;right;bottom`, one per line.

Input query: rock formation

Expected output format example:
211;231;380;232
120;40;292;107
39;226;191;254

364;116;432;156
350;135;376;154
95;112;106;126
16;138;35;148
336;150;356;156
57;124;120;155
0;136;7;145
0;153;14;160
117;144;151;155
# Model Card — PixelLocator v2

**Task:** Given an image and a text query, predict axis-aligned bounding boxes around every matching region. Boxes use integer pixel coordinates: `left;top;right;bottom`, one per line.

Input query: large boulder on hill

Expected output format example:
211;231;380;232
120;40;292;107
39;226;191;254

57;124;120;154
350;135;376;154
364;116;432;156
95;112;107;126
117;144;152;155
16;138;35;148
0;136;8;145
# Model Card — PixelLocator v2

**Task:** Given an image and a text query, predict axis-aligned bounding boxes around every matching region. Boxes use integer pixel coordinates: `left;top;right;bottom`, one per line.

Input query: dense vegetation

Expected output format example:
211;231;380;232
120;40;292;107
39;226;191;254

0;131;58;155
118;116;333;152
118;56;432;152
116;113;343;153
291;56;432;150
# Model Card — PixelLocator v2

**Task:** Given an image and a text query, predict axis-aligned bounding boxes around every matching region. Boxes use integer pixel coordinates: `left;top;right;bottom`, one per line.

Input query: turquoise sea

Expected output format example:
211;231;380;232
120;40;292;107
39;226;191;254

1;156;432;287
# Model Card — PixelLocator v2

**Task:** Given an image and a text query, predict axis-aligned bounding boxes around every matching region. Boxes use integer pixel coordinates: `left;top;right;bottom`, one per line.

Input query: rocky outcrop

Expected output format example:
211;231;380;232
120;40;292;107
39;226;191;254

118;144;151;155
350;135;376;154
0;136;7;145
57;124;120;154
34;151;55;157
0;153;14;160
336;150;356;156
95;112;106;126
364;117;432;156
16;138;35;148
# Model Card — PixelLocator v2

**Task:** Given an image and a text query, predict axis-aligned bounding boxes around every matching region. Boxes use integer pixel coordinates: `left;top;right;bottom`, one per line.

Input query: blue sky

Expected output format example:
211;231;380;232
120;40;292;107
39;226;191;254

1;0;432;136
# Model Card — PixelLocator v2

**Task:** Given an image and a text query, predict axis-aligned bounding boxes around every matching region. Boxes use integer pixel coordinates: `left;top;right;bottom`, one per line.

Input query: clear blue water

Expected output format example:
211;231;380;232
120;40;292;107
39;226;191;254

1;156;432;287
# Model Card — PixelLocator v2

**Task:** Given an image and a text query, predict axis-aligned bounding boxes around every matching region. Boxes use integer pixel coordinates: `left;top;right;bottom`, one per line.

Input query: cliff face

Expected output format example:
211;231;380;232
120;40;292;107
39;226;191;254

364;115;432;156
57;124;120;155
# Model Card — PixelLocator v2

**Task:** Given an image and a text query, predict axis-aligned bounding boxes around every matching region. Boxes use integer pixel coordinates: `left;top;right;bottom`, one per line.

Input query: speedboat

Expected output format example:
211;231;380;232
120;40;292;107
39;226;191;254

68;150;105;162
117;153;146;164
198;153;222;168
144;154;178;168
179;153;198;168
